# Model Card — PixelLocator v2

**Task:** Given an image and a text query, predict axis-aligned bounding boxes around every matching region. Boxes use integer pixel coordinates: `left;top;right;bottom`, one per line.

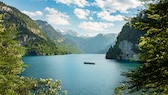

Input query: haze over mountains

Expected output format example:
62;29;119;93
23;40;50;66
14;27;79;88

35;19;118;54
36;20;118;54
62;31;117;53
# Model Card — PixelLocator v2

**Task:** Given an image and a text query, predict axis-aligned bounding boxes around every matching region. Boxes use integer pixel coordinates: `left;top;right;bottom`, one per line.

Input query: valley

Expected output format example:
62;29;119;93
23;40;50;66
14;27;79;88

36;20;118;54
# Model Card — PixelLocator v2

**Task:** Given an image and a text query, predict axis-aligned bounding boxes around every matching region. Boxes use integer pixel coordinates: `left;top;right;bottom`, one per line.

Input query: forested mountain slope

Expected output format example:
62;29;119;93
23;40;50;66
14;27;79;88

0;2;69;55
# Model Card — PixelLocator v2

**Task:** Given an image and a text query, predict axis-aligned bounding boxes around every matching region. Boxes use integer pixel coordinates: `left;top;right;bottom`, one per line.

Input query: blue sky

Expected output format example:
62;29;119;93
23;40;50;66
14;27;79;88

1;0;144;36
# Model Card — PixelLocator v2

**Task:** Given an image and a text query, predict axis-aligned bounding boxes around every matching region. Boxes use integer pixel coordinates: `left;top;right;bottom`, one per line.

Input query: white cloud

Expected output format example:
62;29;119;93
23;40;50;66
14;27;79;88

97;11;124;22
22;10;43;18
94;0;142;13
45;7;70;25
89;17;94;20
29;0;47;1
74;8;90;19
55;0;89;7
79;21;114;31
55;0;72;5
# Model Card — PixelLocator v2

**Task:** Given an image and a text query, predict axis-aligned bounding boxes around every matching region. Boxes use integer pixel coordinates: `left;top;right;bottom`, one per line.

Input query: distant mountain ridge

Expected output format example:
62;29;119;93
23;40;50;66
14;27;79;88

62;31;118;54
35;20;117;54
58;29;79;37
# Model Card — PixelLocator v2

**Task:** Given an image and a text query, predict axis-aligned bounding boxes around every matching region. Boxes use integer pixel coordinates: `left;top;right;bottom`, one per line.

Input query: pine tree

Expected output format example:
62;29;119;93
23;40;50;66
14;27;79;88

0;15;33;94
115;0;168;94
0;14;67;95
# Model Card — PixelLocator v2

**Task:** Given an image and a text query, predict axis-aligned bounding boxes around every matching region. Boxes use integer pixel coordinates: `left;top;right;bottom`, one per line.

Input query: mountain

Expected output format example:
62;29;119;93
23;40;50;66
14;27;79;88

62;31;118;54
0;2;69;55
106;11;147;60
35;20;64;43
35;20;82;53
58;29;79;37
33;24;117;54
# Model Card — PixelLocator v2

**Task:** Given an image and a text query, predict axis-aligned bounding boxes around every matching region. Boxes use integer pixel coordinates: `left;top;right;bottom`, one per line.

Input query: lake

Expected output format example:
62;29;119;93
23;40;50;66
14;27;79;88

21;54;140;95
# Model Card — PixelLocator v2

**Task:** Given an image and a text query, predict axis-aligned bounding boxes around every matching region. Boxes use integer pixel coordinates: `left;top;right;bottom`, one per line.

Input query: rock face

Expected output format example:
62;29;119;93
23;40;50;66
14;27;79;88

106;10;149;60
106;24;145;60
118;40;139;60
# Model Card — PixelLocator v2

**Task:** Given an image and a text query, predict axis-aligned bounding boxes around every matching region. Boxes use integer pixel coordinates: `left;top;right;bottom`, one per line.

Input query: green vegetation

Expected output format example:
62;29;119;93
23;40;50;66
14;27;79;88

0;2;68;94
106;44;121;59
0;1;70;56
106;22;145;59
0;16;67;95
114;0;168;94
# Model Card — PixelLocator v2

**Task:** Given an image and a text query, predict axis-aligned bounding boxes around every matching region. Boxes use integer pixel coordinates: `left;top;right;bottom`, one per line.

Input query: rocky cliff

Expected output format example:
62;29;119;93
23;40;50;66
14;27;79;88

118;40;139;60
106;24;145;60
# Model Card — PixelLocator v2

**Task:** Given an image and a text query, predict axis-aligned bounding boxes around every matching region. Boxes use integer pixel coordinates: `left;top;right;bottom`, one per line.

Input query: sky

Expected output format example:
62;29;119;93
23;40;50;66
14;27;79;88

1;0;144;36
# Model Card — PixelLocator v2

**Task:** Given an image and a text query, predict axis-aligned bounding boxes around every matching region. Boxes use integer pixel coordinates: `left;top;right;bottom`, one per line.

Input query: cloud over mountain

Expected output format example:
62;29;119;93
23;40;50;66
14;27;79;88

79;21;114;31
22;10;43;18
45;7;70;25
55;0;89;7
97;11;124;22
9;0;143;36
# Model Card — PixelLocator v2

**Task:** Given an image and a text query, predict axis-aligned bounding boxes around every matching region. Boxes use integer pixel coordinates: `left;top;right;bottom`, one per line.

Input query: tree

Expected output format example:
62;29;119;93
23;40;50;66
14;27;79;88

0;15;67;95
0;19;33;94
114;0;168;94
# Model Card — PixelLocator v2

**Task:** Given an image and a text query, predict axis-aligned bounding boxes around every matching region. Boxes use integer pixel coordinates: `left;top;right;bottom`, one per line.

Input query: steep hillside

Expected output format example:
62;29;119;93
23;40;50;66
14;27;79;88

63;32;117;54
106;24;145;60
35;20;82;53
106;11;148;60
0;2;69;55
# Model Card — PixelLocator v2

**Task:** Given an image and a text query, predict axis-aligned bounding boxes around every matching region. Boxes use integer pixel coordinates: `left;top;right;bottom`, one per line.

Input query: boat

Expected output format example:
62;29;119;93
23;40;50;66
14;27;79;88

84;62;95;64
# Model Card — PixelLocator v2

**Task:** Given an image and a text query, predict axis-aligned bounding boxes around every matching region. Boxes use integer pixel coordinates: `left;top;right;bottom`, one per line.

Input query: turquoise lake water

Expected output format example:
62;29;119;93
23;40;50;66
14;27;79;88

21;54;140;95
